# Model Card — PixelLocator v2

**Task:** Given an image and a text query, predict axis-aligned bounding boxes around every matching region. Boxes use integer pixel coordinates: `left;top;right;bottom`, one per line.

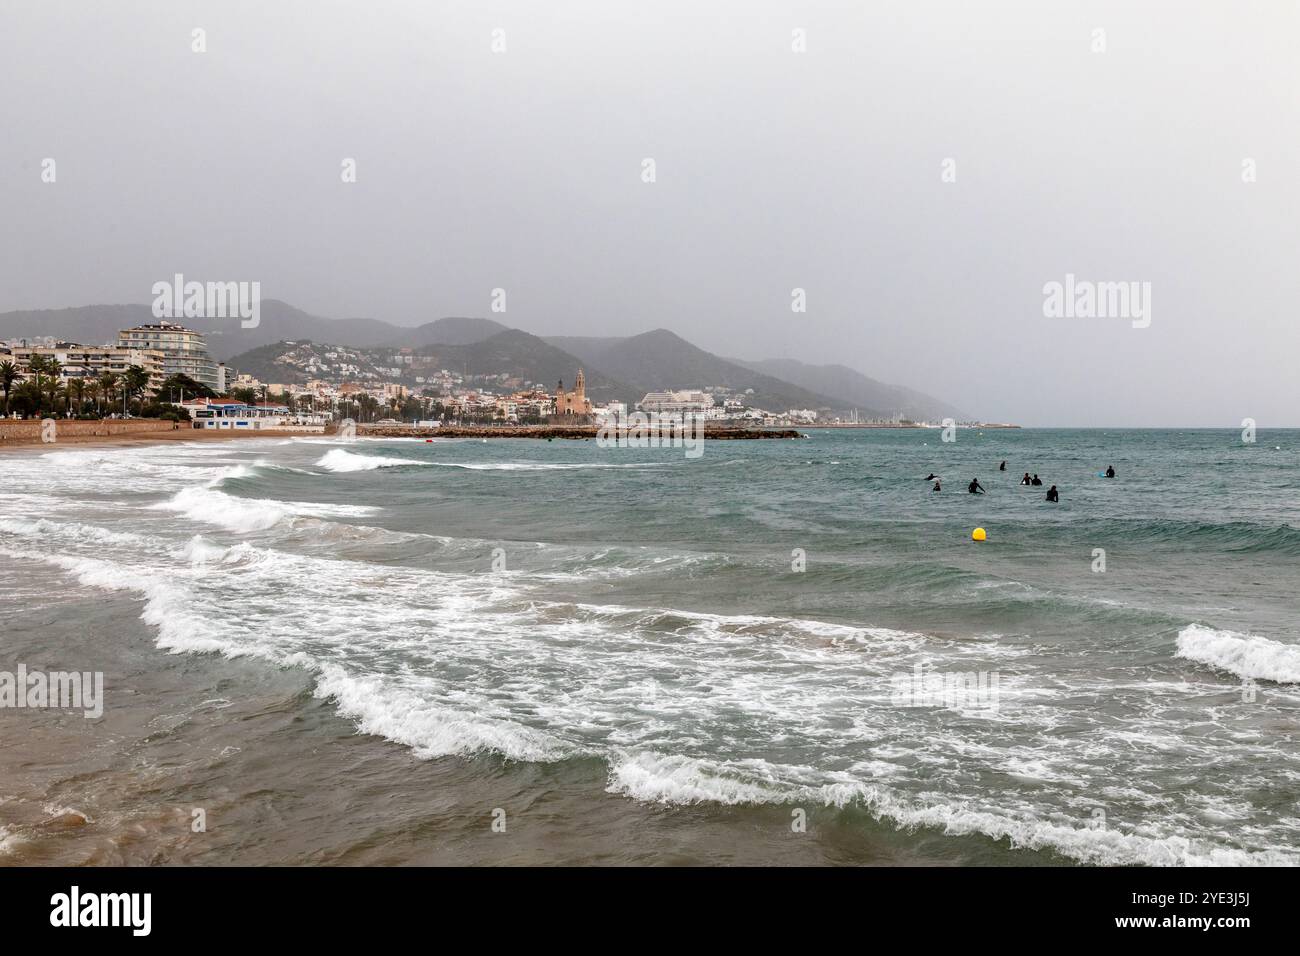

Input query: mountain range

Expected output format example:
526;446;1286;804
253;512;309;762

0;301;964;419
0;301;511;354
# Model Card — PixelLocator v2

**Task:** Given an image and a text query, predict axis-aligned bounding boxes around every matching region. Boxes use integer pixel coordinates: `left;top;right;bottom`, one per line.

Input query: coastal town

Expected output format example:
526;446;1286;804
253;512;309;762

1;321;1009;433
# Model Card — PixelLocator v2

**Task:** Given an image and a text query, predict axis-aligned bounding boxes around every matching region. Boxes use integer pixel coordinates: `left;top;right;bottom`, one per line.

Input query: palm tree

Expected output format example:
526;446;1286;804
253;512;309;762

85;376;101;415
0;360;17;417
26;355;49;384
50;381;68;417
23;356;53;415
98;372;119;415
122;365;151;415
26;355;49;413
12;380;43;418
69;377;87;416
357;394;379;422
40;358;63;414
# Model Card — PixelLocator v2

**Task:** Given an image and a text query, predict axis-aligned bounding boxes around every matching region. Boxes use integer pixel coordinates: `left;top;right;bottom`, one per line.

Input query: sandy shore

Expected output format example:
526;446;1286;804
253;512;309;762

0;428;316;453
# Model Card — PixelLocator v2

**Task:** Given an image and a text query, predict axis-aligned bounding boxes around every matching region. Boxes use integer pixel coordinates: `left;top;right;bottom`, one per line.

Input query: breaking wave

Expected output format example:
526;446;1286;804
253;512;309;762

315;448;428;472
1175;624;1300;683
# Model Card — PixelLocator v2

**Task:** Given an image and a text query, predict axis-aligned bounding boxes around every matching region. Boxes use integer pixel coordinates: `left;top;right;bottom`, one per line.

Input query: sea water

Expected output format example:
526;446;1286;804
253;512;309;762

0;428;1297;865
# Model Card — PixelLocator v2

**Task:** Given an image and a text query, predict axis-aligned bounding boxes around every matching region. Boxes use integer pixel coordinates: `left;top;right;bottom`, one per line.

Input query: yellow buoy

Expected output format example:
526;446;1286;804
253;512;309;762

972;527;987;542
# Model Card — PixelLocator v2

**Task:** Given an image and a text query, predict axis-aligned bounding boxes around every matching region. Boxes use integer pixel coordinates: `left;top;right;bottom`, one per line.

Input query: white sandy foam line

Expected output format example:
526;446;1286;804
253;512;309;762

205;460;317;482
1175;624;1300;683
0;827;26;858
37;440;264;463
605;751;1299;867
315;448;429;472
0;492;74;512
313;665;569;762
151;486;378;533
0;515;159;549
1;548;237;656
11;544;563;763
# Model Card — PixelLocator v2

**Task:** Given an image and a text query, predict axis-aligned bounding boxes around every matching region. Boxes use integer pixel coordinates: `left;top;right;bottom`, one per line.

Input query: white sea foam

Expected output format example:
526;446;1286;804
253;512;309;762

0;516;149;548
0;492;68;512
179;535;231;564
152;486;377;533
313;666;568;762
33;553;237;656
605;751;1299;867
176;535;266;568
608;752;786;804
1175;624;1300;683
316;448;427;472
0;827;25;857
425;461;670;471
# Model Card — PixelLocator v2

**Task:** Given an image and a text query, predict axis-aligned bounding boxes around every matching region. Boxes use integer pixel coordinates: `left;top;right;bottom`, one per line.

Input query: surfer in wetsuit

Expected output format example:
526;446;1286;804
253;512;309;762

999;460;1007;471
1021;472;1032;485
1046;485;1059;502
968;478;986;494
1031;474;1043;486
933;480;941;491
1105;465;1115;478
925;473;938;480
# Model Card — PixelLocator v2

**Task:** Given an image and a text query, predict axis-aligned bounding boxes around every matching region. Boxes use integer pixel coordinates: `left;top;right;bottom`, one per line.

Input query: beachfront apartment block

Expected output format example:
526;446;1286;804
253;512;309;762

636;390;717;417
117;321;221;392
6;344;166;395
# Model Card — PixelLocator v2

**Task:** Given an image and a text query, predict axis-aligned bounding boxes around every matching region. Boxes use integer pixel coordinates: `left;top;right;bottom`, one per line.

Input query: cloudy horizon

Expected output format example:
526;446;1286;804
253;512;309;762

3;1;1297;427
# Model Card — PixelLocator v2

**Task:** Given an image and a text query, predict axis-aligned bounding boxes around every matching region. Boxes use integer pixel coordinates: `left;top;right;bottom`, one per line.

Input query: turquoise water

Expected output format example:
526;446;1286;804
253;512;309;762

1;428;1298;864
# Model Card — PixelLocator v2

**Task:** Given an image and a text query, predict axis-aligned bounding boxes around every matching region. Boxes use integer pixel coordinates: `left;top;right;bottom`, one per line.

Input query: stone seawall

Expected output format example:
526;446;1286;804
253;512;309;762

0;418;182;443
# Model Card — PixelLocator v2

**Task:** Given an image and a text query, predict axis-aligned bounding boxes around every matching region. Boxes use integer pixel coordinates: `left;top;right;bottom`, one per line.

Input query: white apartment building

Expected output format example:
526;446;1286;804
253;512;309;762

7;344;166;395
636;390;716;417
118;321;220;391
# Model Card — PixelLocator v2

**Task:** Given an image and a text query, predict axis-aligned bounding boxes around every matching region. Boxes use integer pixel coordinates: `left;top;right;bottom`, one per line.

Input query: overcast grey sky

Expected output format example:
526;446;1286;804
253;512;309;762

2;1;1297;426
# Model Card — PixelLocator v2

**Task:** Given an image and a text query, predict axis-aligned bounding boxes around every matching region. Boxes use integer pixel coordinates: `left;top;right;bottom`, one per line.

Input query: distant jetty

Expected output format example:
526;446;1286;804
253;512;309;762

354;424;801;440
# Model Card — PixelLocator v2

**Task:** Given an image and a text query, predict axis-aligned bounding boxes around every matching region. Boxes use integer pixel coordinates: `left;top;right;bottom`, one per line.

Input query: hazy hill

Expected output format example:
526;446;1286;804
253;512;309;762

216;340;389;386
551;332;962;418
220;340;299;384
0;302;503;362
731;357;968;422
546;329;847;412
417;329;625;402
0;304;159;349
225;329;627;403
3;300;965;417
382;317;508;348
